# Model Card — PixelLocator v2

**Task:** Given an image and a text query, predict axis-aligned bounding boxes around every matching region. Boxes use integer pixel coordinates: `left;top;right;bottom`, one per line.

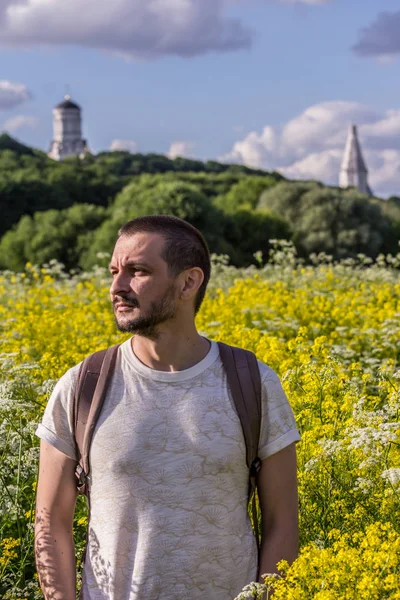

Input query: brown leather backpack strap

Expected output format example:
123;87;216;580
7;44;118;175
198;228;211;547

74;350;106;461
217;341;262;550
73;344;120;494
217;342;262;467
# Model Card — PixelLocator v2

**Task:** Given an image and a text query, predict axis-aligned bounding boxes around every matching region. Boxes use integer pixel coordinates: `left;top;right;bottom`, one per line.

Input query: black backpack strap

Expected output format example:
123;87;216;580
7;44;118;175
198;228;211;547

217;341;262;550
73;344;120;494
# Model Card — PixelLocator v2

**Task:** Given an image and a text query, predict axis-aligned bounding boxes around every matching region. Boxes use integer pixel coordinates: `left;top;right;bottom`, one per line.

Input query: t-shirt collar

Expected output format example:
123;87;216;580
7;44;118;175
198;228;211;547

120;337;219;382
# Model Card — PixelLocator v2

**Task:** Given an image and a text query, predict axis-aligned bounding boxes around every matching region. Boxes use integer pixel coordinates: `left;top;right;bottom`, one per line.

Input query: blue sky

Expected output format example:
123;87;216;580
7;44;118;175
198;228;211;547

1;0;400;196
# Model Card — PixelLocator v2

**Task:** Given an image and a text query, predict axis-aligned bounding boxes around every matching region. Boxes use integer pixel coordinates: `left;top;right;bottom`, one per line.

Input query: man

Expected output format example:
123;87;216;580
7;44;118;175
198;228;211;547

35;215;300;600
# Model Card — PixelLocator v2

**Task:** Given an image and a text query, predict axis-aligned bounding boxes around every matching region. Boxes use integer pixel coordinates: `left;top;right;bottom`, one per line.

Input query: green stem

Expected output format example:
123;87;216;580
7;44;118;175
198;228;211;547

20;454;39;573
14;417;24;586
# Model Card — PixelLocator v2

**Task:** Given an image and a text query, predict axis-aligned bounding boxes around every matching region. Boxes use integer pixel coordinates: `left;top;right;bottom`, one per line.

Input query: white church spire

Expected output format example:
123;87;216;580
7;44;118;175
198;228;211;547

339;124;371;195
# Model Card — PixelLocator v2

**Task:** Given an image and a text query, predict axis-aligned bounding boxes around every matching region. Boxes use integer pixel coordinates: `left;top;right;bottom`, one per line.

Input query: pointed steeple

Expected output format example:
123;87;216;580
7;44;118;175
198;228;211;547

339;124;372;195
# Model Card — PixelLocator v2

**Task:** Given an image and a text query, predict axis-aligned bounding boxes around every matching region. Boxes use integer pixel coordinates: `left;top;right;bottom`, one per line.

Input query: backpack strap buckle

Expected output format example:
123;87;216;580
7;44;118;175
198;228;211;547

250;457;261;478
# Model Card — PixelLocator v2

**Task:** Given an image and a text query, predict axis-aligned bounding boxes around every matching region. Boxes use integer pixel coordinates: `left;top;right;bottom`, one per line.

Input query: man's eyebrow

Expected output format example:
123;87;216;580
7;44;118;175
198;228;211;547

108;261;152;271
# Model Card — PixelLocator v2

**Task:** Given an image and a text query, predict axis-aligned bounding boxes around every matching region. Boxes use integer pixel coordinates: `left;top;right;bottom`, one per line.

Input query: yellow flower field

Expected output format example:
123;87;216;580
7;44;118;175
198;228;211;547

1;248;400;598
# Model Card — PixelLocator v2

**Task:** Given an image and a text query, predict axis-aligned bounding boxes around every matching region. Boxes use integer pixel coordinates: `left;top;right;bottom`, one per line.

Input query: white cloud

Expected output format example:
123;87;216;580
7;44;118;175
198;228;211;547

365;150;400;197
2;115;39;132
110;139;139;153
281;147;400;198
0;80;31;110
167;141;196;159
0;0;253;59
279;149;343;183
361;110;400;150
280;101;377;156
223;126;277;169
219;101;400;197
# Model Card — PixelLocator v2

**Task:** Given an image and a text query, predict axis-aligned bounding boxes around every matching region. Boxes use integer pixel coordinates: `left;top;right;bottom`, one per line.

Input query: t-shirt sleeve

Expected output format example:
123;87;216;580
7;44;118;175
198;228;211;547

257;363;300;461
35;365;80;461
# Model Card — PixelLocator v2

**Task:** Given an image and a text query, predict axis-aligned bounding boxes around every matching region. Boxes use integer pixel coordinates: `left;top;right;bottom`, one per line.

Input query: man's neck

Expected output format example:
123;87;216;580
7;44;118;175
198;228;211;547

131;328;211;372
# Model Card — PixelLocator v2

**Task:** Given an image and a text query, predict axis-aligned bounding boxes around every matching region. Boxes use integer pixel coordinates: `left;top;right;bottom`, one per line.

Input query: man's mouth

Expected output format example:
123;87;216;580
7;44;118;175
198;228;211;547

115;304;136;312
114;301;139;311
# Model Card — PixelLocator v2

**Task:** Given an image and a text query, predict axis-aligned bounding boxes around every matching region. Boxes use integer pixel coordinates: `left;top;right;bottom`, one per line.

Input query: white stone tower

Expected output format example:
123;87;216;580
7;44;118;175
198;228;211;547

339;124;371;195
48;95;88;161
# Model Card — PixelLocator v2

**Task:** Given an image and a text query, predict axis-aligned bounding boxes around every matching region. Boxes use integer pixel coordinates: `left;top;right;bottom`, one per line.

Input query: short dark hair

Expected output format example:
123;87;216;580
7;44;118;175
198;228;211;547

118;215;211;314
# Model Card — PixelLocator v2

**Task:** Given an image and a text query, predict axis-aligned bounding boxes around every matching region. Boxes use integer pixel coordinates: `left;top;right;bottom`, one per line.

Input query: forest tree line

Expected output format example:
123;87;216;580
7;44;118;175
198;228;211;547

1;132;400;271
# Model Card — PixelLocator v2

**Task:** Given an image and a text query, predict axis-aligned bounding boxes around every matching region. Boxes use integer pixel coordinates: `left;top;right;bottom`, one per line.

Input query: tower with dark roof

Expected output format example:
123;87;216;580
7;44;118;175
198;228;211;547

48;95;88;161
339;124;372;195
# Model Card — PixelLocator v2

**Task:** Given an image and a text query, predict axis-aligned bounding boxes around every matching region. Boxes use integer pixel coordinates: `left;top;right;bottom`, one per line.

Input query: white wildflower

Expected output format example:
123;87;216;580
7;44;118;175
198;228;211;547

305;457;319;472
359;456;381;469
233;575;279;600
317;439;343;457
381;468;400;486
38;379;57;395
354;477;374;494
348;423;399;452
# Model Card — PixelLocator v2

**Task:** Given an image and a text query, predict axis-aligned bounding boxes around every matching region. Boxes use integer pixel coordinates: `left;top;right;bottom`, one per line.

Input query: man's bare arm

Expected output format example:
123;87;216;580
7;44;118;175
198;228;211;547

35;440;78;600
257;443;299;580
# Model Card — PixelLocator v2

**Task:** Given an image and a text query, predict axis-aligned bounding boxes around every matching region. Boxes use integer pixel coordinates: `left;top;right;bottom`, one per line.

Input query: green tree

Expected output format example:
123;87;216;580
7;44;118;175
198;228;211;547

1;135;284;242
377;195;400;254
0;204;108;271
0;133;35;156
259;181;393;259
80;176;230;270
0;174;65;236
258;181;321;217
216;175;277;213
225;208;291;266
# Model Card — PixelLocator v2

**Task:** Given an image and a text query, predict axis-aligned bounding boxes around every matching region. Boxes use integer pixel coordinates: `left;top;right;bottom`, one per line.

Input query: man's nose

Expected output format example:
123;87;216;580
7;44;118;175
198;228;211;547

110;272;131;295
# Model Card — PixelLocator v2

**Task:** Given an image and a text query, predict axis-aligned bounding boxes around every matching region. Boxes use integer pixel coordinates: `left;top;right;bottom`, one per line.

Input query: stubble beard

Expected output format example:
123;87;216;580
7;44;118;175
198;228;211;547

113;284;178;340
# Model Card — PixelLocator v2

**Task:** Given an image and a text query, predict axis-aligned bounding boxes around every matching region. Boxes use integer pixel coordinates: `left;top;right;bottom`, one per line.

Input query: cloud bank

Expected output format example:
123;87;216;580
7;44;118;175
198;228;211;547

110;139;139;153
219;101;400;198
0;80;31;110
0;0;252;59
167;141;196;159
0;0;332;59
2;114;39;132
353;11;400;58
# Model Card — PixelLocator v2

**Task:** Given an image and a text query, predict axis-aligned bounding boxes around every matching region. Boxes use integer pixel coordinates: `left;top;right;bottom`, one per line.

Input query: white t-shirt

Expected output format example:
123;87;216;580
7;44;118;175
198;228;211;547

36;339;300;600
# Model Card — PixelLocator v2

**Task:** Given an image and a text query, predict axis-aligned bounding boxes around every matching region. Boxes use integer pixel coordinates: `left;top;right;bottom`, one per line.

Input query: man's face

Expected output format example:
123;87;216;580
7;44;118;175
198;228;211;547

109;232;179;339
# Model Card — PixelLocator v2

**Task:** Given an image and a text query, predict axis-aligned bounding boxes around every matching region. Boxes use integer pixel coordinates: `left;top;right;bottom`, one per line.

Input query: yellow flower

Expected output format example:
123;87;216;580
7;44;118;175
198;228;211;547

3;259;400;595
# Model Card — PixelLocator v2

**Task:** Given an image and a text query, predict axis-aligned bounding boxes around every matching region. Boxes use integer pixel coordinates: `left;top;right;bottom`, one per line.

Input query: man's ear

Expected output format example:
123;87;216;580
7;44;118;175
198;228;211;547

180;267;204;301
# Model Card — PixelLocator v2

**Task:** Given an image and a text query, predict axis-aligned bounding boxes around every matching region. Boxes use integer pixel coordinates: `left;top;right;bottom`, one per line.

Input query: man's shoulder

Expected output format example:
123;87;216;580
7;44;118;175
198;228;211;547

53;362;82;396
71;341;124;375
256;359;280;384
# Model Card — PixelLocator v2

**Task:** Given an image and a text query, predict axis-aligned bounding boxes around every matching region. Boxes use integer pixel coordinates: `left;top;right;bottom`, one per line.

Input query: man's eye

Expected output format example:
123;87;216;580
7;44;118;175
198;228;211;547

109;268;148;276
132;269;147;275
